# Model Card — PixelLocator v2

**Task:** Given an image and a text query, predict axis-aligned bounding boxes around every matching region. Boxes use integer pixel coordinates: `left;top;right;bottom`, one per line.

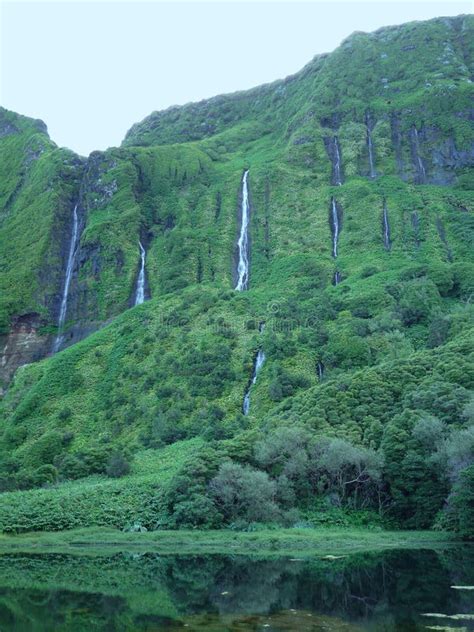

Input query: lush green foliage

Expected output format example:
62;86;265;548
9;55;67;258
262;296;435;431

0;15;473;536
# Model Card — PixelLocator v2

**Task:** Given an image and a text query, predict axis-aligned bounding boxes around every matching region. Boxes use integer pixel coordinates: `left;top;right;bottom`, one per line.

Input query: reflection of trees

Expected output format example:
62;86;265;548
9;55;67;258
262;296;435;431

209;559;294;614
160;549;467;628
0;589;127;632
0;549;472;630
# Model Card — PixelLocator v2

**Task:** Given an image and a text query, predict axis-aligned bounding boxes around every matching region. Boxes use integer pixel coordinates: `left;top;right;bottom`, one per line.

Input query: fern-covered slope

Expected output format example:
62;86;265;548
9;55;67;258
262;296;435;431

0;15;473;534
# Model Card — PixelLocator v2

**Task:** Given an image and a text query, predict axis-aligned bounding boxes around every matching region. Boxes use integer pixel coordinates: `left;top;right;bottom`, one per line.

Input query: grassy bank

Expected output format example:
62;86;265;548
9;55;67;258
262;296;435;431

0;526;456;557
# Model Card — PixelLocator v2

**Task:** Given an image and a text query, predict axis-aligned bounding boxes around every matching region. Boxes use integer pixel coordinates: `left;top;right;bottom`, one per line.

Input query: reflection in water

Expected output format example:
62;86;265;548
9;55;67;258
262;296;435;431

0;548;473;630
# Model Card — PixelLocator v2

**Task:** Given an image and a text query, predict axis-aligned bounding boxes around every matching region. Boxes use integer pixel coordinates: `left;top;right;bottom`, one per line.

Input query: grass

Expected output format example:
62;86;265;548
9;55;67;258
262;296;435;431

0;525;456;557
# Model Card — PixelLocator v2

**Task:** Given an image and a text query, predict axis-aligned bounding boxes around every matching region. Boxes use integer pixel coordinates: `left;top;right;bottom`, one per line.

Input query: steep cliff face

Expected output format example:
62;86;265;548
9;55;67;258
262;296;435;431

0;15;473;534
125;15;474;186
0;108;85;387
0;14;473;392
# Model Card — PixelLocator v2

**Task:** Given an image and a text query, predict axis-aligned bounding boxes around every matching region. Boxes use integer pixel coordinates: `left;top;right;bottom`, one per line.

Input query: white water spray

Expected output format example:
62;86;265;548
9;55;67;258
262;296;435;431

333;137;343;186
331;198;340;258
243;348;266;416
413;127;426;182
235;170;250;291
243;322;265;415
134;241;146;306
317;361;324;381
366;115;376;179
53;204;79;353
383;202;391;251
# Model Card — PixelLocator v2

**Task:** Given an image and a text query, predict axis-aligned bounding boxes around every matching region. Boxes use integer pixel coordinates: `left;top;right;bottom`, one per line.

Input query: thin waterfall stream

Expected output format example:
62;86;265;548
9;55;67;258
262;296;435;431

330;197;342;285
366;113;376;179
331;197;340;258
333;271;342;285
134;241;146;306
382;200;391;251
235;170;250;291
317;361;324;381
412;127;426;182
53;204;80;353
333;136;343;186
243;323;265;416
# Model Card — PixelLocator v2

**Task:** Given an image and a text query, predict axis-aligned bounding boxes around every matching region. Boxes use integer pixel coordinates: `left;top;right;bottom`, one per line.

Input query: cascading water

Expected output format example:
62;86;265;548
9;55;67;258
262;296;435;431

330;197;341;285
235;170;250;291
330;197;340;258
366;113;376;179
332;271;342;286
243;348;266;416
53;204;79;353
243;322;265;415
134;240;146;306
333;136;343;186
382;200;391;251
317;361;325;381
412;127;426;183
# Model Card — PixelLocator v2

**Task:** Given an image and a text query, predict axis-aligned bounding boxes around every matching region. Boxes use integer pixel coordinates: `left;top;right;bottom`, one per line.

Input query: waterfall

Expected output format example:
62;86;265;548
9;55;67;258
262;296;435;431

317;361;324;381
382;200;391;251
333;136;343;186
243;348;266;416
366;113;376;179
243;322;265;415
333;271;342;286
330;197;340;258
235;170;250;291
134;240;146;306
412;127;426;182
53;204;79;353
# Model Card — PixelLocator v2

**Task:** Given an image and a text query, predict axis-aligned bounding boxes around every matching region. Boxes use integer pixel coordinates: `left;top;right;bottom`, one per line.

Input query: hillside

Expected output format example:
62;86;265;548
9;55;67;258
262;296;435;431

0;15;473;537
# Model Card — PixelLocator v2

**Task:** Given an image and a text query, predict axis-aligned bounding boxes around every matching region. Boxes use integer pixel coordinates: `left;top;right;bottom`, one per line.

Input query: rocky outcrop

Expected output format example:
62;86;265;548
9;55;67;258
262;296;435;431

0;314;51;393
390;111;474;184
430;135;474;185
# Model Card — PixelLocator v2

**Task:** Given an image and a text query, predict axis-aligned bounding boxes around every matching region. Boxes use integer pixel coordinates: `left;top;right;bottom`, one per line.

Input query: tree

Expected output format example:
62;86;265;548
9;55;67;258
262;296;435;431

451;465;474;540
106;452;131;478
311;437;383;508
165;446;223;528
209;461;280;524
255;426;312;501
446;425;474;481
382;413;449;527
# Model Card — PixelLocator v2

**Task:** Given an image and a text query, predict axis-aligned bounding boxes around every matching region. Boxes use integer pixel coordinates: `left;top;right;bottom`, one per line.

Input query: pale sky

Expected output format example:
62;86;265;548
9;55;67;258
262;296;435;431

0;1;471;156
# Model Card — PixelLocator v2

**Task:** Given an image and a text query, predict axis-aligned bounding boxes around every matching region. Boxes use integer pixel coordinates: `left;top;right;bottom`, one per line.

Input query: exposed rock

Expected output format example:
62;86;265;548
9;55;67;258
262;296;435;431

293;135;313;146
0;120;19;138
431;137;474;184
0;313;51;393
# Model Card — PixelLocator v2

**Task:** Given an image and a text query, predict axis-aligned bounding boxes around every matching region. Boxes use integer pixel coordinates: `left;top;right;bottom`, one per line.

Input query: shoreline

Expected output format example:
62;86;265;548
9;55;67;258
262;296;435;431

0;527;460;557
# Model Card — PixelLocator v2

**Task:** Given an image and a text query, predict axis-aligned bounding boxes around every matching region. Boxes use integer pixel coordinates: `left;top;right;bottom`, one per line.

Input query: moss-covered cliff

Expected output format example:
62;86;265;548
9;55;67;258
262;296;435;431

0;15;473;535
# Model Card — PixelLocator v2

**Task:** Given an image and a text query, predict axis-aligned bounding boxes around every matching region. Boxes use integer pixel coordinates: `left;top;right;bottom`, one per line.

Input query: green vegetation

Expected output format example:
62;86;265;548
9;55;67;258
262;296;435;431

0;526;453;557
0;108;82;333
0;15;473;539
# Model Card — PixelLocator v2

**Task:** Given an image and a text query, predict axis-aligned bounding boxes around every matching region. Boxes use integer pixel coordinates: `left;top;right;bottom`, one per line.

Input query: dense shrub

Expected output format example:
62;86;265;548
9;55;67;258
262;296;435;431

106;453;131;478
209;462;280;524
450;465;474;540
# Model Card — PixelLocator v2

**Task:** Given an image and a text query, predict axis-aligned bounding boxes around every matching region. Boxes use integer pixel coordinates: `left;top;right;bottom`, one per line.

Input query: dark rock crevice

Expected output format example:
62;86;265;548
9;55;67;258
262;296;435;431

324;135;344;185
382;199;391;251
436;216;454;262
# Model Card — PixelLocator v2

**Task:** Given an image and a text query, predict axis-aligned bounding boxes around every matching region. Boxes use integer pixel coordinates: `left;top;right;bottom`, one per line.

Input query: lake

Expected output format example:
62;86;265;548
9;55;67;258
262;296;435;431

0;547;473;630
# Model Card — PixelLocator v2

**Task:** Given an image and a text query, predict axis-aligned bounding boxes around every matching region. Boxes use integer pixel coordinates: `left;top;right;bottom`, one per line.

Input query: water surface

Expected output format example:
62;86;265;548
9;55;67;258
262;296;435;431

0;547;473;631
